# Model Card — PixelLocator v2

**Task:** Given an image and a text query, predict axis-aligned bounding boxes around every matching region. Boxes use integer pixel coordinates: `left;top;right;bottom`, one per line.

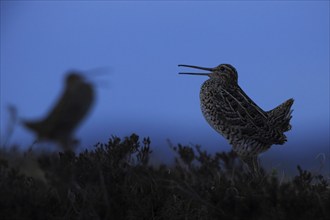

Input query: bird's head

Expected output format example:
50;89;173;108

66;72;85;86
178;64;238;83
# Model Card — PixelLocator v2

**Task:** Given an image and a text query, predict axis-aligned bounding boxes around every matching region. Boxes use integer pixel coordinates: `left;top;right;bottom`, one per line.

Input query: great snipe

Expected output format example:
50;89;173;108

22;72;95;151
179;64;294;173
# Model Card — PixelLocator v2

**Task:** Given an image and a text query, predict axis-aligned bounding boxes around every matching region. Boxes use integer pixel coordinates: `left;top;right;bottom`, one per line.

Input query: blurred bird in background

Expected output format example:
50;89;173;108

22;71;95;151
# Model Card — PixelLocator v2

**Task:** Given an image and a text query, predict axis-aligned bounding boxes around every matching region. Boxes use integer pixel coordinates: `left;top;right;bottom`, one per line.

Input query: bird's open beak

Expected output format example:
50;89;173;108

178;64;213;76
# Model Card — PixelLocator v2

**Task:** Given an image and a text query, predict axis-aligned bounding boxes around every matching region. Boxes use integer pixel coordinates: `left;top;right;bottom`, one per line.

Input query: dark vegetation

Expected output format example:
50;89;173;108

0;134;329;220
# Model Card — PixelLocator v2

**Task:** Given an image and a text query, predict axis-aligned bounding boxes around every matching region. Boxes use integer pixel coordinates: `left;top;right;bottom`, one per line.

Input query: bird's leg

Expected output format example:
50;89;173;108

60;138;79;152
252;156;262;178
241;156;262;179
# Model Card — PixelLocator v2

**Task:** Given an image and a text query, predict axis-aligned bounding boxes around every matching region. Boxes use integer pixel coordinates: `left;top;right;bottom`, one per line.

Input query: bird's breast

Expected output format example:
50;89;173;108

199;80;227;131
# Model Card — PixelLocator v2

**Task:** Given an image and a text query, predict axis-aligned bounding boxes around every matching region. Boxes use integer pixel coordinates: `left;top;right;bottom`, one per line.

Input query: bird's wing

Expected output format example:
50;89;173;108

212;85;268;134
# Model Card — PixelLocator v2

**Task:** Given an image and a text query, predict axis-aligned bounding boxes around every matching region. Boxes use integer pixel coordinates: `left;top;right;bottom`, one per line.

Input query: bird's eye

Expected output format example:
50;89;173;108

220;66;225;71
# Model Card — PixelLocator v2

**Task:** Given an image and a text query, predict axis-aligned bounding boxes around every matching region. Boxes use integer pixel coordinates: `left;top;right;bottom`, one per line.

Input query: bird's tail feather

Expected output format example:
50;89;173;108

22;120;43;133
267;98;294;132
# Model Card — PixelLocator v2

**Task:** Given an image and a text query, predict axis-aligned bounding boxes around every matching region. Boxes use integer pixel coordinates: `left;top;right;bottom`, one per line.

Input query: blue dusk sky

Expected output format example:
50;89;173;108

1;1;329;174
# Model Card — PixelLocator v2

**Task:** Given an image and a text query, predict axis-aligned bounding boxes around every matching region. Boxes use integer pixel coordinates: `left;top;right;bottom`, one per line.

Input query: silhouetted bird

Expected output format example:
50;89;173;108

22;72;95;151
179;64;294;173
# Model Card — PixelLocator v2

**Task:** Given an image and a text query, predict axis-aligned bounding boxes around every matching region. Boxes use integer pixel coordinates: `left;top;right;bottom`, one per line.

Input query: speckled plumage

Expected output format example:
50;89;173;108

179;64;294;170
